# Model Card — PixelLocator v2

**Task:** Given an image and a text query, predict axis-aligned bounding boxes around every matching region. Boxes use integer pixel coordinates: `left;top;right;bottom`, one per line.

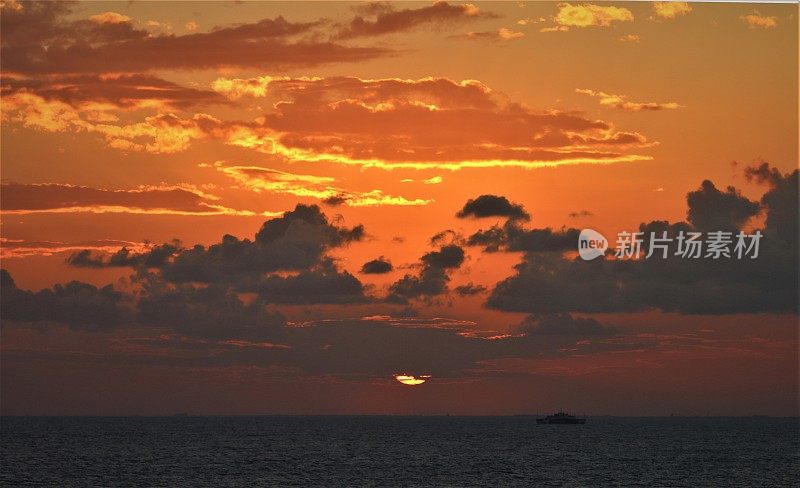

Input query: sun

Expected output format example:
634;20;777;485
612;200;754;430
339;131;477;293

394;374;431;386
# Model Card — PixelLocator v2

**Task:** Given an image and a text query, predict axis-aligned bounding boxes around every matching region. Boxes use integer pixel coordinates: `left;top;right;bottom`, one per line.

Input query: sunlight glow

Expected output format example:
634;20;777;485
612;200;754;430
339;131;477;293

394;374;431;386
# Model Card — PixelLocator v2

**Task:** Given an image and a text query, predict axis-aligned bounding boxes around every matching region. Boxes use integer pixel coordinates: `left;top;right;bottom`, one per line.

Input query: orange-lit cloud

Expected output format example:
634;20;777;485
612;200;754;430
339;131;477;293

618;34;640;43
7;75;654;170
452;27;525;41
212;75;654;170
1;93;223;153
0;238;149;259
1;2;389;75
88;11;132;24
740;11;778;29
544;3;633;32
335;1;495;39
651;2;692;20
210;162;432;207
0;183;272;216
2;74;228;110
576;88;682;111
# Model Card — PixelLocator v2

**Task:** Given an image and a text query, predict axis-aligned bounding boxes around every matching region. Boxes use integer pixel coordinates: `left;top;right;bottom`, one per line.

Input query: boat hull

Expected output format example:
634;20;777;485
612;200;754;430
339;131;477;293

536;418;586;424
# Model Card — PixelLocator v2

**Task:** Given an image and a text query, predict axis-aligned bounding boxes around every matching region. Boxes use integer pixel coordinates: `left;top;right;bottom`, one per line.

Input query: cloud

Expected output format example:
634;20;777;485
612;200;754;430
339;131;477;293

0;238;148;259
335;1;496;39
576;88;682;111
154;204;364;285
245;260;368;304
451;28;525;42
4;207;371;337
486;166;798;314
2;74;229;110
67;243;180;269
686;180;760;232
422;244;467;269
456;194;531;221
745;162;798;243
59;204;372;310
1;1;389;75
0;259;780;384
0;269;128;331
136;280;287;340
388;244;466;302
547;3;634;31
122;313;633;378
568;210;593;218
0;183;263;216
1;97;226;153
468;221;579;253
89;12;132;24
64;203;364;285
453;283;488;296
516;313;616;336
618;34;640;42
209;75;654;170
740;12;778;29
458;197;579;252
2;260;629;377
210;162;431;207
361;257;394;274
5;72;653;169
651;2;692;20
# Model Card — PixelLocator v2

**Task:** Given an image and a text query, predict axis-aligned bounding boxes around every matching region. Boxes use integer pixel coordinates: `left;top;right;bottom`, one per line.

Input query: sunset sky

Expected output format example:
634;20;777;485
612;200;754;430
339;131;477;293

1;1;797;416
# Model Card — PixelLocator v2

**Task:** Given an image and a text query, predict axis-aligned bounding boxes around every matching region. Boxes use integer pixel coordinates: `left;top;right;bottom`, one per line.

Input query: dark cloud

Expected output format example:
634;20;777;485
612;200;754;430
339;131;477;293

388;244;465;302
516;313;617;336
322;194;348;207
61;204;369;306
136;279;286;341
456;194;531;221
336;1;496;39
467;221;579;253
457;195;578;252
686;180;759;232
159;204;363;284
361;257;393;274
113;314;637;379
0;266;285;340
1;74;229;109
1;2;388;75
0;183;245;215
569;210;594;218
67;243;180;269
3;266;634;379
421;244;466;269
0;269;128;331
245;260;367;304
745;163;798;243
487;166;798;314
454;283;488;296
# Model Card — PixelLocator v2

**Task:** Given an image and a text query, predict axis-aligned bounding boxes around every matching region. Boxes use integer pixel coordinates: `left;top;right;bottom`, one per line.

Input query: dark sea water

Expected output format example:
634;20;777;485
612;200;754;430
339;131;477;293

2;416;798;487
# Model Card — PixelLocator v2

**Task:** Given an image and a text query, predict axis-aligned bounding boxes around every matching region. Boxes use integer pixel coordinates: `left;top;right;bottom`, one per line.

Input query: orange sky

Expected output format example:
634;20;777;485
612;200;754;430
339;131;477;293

1;1;797;416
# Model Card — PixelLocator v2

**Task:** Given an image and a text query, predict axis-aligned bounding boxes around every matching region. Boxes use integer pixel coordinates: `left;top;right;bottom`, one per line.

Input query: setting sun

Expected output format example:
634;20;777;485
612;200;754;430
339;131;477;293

394;375;431;386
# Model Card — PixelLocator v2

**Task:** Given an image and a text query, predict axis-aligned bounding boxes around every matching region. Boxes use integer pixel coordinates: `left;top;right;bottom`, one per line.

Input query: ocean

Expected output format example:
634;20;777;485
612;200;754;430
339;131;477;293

2;416;798;487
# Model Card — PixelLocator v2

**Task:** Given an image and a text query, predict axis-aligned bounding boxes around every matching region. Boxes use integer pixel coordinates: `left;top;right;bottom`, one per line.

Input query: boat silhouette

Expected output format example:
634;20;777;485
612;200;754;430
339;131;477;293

536;412;586;424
